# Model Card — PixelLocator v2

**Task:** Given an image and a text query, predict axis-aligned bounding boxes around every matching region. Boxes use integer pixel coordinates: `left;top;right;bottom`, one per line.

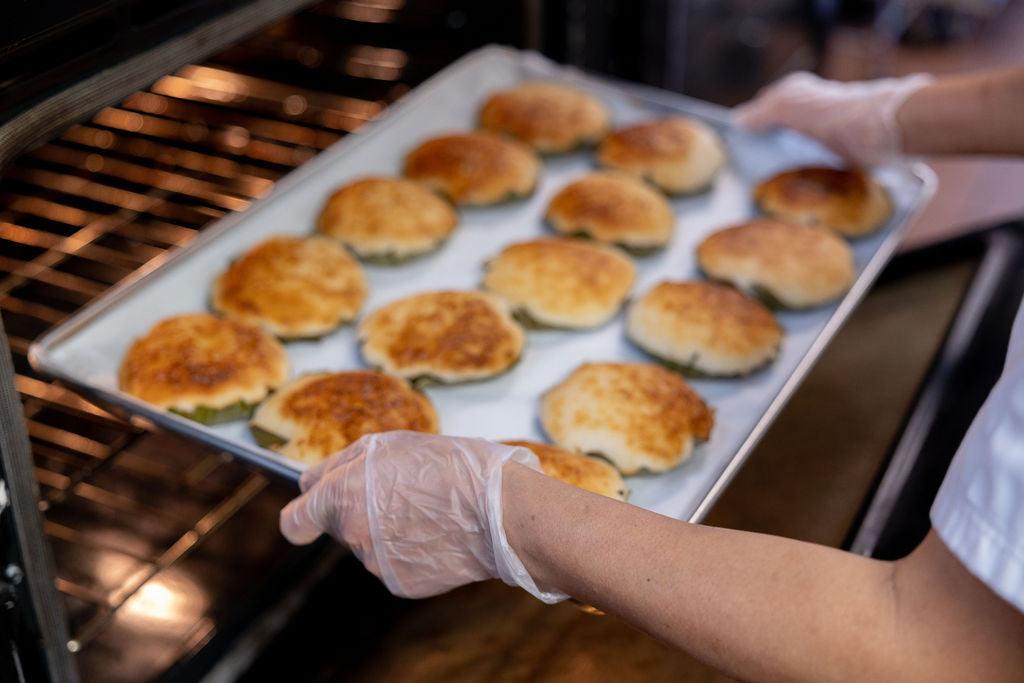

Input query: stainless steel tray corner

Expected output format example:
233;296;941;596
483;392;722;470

29;45;937;520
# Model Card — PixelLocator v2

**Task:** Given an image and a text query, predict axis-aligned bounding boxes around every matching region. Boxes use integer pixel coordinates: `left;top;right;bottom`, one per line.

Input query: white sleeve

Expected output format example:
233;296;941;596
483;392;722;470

931;308;1024;614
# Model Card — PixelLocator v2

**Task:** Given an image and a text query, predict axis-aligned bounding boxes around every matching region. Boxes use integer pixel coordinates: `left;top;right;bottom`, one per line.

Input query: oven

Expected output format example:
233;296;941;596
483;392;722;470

2;4;532;680
2;2;1018;681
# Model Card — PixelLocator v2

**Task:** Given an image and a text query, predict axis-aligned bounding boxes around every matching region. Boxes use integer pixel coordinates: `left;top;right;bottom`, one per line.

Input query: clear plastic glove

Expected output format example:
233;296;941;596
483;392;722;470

279;431;568;603
734;71;934;165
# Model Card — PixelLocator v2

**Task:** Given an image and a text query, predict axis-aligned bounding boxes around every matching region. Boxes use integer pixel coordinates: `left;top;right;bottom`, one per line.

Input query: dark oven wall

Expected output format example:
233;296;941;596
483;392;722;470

1;0;256;120
540;0;831;106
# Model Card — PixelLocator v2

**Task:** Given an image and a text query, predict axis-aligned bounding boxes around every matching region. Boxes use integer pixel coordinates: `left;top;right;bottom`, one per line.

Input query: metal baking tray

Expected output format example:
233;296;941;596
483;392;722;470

30;45;936;522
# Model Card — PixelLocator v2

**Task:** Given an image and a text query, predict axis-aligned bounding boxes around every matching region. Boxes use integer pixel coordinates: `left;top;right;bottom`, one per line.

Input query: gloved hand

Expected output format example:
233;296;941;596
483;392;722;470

279;431;568;603
734;71;934;165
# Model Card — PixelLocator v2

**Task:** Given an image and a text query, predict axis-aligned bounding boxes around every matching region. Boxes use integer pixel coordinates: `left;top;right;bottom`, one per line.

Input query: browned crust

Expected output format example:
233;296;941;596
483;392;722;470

268;372;438;461
359;291;524;380
598;117;697;164
502;439;627;500
545;172;674;247
316;176;458;256
696;219;855;308
753;166;891;237
543;362;714;468
483;238;635;327
212;235;367;337
757;167;869;204
633;281;782;357
119;313;288;409
478;81;609;152
403;131;540;205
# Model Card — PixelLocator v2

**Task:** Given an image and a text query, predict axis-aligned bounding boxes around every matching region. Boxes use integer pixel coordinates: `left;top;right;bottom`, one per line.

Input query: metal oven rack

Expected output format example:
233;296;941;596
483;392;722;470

0;2;523;680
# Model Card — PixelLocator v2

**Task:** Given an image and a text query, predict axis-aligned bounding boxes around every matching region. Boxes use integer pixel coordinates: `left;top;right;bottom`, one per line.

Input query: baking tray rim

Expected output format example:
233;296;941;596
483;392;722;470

28;44;939;516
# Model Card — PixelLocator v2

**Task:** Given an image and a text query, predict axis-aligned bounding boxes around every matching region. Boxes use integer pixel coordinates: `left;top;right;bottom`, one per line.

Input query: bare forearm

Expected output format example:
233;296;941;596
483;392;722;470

504;464;896;681
502;463;1024;682
899;69;1024;155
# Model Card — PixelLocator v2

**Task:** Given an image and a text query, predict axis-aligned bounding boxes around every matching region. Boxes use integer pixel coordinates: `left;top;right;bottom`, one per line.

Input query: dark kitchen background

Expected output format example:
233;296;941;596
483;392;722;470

2;1;1024;681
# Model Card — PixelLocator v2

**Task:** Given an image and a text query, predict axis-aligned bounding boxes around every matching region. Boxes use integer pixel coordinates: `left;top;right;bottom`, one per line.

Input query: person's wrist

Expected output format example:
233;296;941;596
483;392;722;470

501;461;559;592
893;87;923;156
890;74;935;156
501;461;537;560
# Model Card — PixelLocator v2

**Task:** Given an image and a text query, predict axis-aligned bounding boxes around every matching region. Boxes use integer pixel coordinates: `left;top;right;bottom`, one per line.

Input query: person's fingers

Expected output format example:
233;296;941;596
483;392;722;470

286;451;370;546
732;86;778;129
734;71;822;130
299;458;331;493
299;437;368;492
280;486;329;545
771;70;822;93
733;100;776;129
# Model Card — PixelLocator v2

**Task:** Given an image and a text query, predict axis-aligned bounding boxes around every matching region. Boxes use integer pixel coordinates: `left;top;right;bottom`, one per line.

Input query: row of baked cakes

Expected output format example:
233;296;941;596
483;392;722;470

118;80;892;499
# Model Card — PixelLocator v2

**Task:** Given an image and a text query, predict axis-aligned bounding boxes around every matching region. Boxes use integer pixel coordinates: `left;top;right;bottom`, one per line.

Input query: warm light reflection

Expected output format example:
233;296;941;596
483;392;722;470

129;582;179;621
336;0;404;22
120;571;208;633
7;196;93;227
13;166;150;213
154;72;249;105
84;154;104;173
223;126;250;149
344;46;407;81
123;112;145;132
132;92;168;114
283;94;308;116
92;129;115;149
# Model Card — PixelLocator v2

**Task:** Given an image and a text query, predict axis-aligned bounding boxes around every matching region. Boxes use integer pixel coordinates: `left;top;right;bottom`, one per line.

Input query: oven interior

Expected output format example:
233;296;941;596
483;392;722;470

2;3;529;680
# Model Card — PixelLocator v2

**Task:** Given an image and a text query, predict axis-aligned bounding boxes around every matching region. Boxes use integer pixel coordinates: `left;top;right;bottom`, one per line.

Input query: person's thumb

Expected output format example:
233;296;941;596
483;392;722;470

732;100;775;130
280;486;329;545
